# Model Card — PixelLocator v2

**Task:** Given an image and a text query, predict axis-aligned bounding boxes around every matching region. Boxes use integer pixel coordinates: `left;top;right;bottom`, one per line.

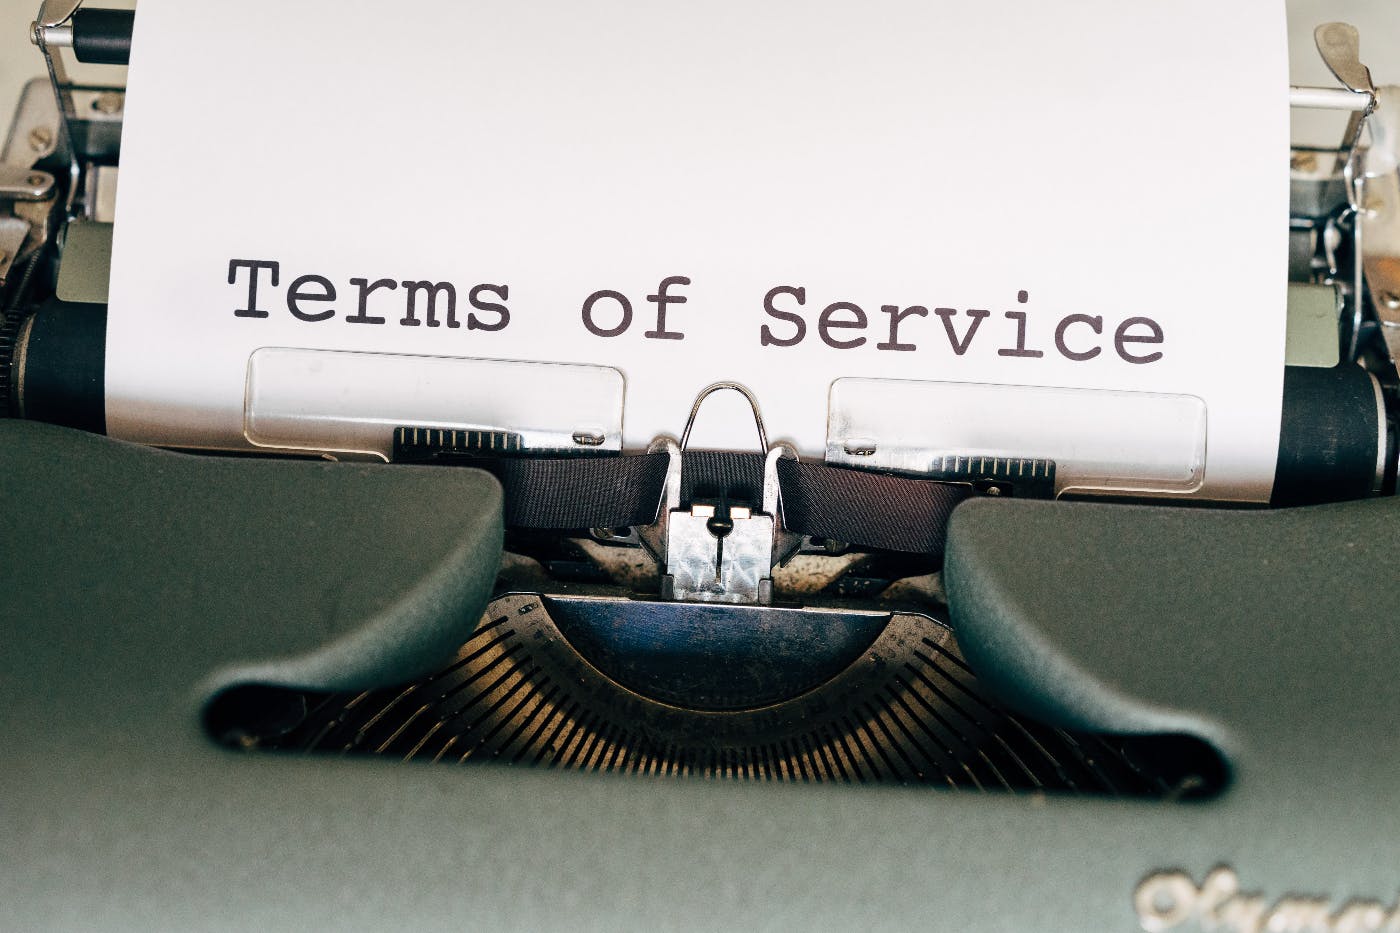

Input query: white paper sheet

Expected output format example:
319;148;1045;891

107;0;1288;500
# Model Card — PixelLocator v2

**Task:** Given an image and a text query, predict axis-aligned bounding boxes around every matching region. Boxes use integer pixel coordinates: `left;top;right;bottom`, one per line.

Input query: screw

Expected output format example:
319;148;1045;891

27;126;53;152
92;92;123;115
26;173;45;187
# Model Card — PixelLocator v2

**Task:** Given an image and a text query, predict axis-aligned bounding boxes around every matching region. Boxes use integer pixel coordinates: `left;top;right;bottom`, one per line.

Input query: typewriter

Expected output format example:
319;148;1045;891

4;2;1400;930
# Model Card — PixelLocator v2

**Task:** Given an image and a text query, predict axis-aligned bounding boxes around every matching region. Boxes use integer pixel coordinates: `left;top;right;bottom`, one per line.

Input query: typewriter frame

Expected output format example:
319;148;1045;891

6;9;1400;933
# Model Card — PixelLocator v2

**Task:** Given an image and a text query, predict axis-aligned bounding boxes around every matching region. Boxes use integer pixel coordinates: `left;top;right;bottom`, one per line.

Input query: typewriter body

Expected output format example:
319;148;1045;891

4;3;1400;931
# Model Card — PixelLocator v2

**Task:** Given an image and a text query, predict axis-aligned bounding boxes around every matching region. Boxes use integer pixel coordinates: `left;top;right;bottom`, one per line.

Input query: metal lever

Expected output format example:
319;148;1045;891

1316;23;1376;177
1315;23;1375;98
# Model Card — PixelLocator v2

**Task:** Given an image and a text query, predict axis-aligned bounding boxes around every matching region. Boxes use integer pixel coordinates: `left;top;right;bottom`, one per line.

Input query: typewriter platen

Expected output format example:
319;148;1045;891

4;3;1400;931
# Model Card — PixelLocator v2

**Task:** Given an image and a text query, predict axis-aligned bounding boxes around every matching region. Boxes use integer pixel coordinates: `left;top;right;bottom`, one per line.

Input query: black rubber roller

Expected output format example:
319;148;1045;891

1273;364;1388;506
71;8;135;66
10;300;106;434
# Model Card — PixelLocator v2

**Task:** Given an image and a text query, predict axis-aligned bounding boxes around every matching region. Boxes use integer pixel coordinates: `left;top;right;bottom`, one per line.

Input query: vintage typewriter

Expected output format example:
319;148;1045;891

4;2;1400;930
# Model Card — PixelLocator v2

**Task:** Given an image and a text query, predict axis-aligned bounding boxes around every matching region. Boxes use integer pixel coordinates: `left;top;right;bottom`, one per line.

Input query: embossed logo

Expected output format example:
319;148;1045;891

1135;867;1400;932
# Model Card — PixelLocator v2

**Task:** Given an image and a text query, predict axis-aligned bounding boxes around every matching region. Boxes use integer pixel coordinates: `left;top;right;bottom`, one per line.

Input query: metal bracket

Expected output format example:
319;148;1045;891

0;166;54;201
662;499;776;604
643;382;799;605
30;0;84;217
660;445;798;605
0;79;65;291
1289;23;1379;362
